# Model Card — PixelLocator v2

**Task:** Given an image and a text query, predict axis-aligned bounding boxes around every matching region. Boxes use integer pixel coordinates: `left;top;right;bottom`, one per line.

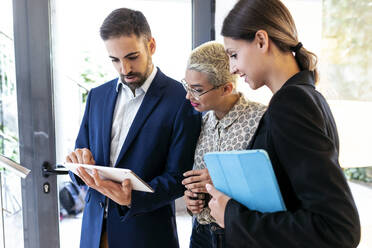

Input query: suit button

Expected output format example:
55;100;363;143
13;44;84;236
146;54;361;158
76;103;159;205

99;202;104;208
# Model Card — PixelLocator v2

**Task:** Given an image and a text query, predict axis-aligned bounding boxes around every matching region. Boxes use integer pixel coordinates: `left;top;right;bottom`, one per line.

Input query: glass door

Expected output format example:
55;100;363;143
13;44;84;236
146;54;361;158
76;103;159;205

12;0;60;247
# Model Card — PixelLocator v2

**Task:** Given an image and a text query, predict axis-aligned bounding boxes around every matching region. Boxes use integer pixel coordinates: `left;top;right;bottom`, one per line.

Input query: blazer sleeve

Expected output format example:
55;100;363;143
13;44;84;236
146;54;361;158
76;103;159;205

224;86;360;248
118;99;201;220
69;90;92;186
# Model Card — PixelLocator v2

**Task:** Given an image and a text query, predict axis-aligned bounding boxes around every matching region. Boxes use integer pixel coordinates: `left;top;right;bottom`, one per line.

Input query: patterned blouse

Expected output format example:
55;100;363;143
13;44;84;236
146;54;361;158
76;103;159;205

193;93;267;225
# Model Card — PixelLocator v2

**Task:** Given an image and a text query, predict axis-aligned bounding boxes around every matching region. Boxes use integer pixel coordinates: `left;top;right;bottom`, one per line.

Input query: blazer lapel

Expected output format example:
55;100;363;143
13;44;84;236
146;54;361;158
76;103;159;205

102;80;119;166
114;70;166;167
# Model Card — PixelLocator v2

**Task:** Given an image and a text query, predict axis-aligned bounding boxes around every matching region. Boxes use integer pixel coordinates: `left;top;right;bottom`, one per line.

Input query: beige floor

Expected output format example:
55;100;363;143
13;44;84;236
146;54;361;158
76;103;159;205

59;210;192;248
59;181;372;248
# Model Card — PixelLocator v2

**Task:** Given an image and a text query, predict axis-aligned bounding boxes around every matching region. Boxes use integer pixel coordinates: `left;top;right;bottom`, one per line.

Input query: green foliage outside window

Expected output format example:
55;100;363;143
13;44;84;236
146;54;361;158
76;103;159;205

344;168;372;183
0;32;19;163
78;52;108;103
0;125;19;162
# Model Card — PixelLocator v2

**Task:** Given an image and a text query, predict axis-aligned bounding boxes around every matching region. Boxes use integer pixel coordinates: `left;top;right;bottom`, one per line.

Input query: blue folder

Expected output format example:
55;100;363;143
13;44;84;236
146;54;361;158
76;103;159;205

204;149;286;213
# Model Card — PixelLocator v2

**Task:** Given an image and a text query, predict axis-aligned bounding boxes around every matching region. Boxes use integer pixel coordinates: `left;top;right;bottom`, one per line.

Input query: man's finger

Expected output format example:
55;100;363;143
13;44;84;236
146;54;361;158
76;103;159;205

78;167;95;186
66;155;72;163
68;152;79;164
92;169;102;186
82;149;92;164
75;149;84;164
122;179;132;191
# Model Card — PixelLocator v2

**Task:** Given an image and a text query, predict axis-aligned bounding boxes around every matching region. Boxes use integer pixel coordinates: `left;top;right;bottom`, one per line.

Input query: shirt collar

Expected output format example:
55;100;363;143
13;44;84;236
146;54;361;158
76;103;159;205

116;66;157;95
210;93;247;129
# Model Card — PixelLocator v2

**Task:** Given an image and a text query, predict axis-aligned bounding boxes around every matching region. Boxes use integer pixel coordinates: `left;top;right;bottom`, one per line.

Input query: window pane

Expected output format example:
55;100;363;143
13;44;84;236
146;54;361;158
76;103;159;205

1;173;23;248
0;0;23;247
0;0;19;162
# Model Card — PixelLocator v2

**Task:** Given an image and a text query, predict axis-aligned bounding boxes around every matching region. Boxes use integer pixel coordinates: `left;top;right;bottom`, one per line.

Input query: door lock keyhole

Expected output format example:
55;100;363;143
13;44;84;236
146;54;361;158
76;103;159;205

43;182;50;194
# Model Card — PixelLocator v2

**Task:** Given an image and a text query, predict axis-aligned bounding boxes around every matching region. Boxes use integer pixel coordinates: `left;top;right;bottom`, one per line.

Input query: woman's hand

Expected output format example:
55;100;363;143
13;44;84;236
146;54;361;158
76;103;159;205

184;189;205;214
206;184;231;228
182;168;213;193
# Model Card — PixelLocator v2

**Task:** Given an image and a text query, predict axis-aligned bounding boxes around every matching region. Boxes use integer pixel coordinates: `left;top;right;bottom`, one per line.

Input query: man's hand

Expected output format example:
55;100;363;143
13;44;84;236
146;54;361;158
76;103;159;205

66;148;95;165
183;189;205;214
66;148;132;206
182;168;213;193
206;184;231;228
77;168;132;206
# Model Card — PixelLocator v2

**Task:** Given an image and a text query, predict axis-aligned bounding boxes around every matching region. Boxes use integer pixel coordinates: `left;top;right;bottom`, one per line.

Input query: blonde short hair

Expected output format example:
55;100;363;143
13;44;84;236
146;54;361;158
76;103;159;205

187;41;237;87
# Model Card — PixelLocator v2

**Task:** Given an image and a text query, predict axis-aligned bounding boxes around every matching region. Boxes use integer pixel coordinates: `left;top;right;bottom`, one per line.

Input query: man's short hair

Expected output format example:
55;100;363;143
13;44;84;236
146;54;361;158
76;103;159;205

100;8;152;41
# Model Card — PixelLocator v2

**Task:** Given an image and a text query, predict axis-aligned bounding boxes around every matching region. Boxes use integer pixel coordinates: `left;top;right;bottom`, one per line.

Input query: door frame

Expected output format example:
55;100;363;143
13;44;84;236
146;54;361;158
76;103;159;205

192;0;215;48
13;0;59;247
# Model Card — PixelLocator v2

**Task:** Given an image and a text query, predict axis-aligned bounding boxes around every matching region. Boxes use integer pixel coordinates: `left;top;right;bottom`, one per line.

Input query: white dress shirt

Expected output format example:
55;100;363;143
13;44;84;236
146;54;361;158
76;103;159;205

109;66;157;167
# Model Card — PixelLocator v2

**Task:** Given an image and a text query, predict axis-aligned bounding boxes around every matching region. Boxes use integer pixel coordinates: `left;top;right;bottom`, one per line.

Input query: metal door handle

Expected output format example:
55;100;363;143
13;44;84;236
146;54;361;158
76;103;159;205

42;162;69;177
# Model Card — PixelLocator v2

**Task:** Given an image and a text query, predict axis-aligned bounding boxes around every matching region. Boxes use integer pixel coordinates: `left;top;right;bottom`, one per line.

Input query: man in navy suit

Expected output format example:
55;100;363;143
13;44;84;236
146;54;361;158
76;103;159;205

66;8;201;248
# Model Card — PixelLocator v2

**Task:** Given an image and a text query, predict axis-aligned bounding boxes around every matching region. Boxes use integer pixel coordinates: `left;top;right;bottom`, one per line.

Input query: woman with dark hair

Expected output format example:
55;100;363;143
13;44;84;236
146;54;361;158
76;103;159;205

205;0;361;247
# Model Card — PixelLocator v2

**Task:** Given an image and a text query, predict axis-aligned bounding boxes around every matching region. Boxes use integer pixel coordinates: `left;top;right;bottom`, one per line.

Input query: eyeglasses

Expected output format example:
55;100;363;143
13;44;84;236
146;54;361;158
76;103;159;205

181;79;220;101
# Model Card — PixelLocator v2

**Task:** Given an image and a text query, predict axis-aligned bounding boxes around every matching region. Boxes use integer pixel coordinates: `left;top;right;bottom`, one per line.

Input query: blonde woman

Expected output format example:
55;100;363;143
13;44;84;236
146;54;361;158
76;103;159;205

181;41;266;248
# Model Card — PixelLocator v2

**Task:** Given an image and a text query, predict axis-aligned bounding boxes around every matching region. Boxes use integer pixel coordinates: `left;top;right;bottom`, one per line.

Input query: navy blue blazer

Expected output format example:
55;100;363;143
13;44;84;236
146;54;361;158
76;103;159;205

70;69;201;248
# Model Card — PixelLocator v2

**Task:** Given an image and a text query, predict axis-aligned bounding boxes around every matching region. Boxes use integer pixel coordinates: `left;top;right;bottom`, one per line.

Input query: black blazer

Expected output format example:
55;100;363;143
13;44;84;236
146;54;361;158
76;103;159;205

224;71;360;248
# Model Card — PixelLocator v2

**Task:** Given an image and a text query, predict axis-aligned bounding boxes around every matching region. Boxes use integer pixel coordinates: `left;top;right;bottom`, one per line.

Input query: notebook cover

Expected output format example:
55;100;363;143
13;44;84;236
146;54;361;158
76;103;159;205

204;149;286;213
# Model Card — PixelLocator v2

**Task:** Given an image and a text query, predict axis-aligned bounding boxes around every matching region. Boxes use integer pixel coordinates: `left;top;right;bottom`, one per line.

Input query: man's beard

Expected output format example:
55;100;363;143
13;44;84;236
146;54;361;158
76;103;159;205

120;56;153;92
120;72;146;90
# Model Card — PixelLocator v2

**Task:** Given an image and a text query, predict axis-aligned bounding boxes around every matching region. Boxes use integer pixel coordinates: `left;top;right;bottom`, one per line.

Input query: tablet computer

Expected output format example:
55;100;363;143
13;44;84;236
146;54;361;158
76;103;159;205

63;163;154;193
